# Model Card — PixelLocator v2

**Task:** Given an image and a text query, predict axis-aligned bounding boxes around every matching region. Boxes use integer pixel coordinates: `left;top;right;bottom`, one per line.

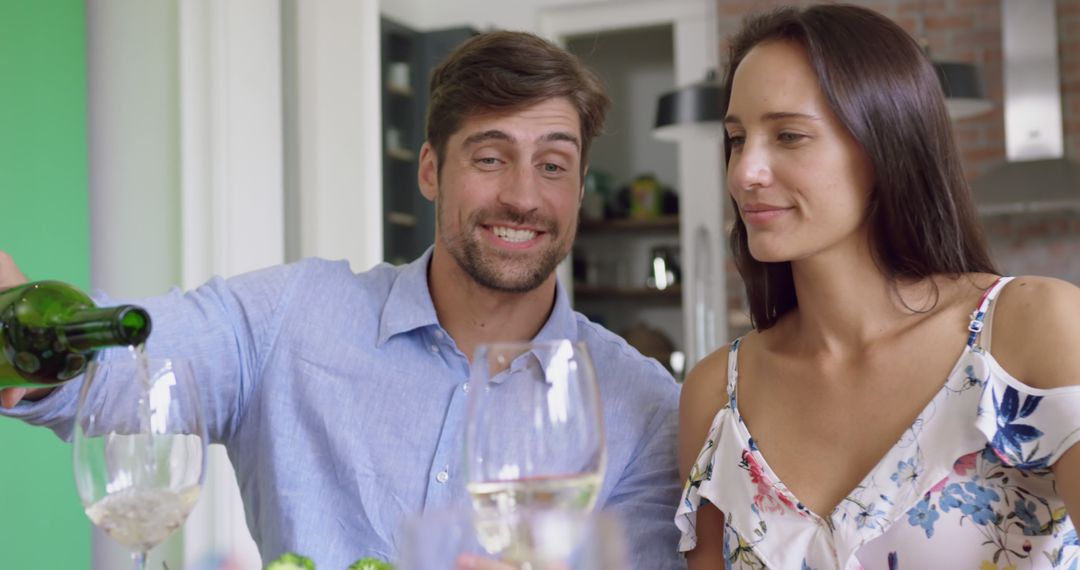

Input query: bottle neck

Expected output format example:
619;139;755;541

58;305;152;351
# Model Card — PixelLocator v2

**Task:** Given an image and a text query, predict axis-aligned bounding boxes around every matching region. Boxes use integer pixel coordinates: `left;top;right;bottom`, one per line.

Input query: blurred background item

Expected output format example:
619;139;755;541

629;173;664;219
607;173;679;220
646;245;681;290
581;169;613;221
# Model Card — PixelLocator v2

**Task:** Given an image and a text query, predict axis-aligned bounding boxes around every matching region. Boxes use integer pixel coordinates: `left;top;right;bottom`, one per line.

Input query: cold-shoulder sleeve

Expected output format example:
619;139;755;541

675;406;728;552
974;361;1080;469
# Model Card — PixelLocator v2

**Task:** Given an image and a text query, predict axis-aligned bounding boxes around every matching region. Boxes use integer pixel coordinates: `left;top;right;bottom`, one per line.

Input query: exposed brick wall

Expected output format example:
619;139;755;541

1063;0;1080;161
984;212;1080;277
719;1;1080;334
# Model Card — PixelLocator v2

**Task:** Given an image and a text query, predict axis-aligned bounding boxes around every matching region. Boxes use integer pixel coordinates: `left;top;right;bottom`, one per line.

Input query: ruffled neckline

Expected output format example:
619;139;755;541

723;339;991;563
705;335;1080;568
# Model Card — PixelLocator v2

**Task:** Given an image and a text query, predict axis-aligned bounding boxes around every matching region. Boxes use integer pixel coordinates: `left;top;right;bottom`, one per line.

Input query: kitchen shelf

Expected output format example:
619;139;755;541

578;215;679;234
387;211;418;227
386;83;415;98
574;284;682;301
387;147;417;162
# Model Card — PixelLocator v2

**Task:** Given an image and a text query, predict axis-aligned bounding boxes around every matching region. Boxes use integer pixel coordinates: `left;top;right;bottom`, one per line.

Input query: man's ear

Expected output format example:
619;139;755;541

418;142;438;202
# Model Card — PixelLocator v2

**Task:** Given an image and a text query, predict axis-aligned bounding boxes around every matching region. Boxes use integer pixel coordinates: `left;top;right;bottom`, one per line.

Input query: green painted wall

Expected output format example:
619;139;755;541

0;1;92;567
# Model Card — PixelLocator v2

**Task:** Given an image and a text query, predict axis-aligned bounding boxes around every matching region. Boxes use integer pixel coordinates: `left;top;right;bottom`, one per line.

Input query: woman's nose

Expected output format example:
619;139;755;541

727;141;773;191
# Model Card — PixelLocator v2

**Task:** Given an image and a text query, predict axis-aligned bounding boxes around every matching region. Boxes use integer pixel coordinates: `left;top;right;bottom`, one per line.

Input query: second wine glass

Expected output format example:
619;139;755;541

465;339;606;567
73;351;207;570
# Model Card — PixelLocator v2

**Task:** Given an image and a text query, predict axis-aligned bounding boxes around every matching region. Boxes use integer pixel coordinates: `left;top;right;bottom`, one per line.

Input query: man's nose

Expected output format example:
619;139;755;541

496;163;543;213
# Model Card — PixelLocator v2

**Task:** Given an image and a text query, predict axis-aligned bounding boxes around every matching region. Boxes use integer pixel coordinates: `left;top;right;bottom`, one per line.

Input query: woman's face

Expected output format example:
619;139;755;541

725;40;876;264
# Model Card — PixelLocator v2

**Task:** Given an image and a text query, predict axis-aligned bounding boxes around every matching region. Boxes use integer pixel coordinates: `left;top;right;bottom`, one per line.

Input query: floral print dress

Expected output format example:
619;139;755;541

676;277;1080;569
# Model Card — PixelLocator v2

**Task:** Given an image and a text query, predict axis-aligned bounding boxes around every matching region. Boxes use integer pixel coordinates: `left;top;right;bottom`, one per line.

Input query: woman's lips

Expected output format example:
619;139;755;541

741;206;793;225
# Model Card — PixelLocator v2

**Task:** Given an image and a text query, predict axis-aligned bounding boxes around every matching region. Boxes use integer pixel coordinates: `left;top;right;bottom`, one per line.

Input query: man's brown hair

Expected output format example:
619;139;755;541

426;31;611;177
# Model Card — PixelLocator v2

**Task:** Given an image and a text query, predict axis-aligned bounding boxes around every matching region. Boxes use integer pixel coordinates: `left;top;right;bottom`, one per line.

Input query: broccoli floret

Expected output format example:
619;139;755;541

265;552;316;570
347;557;395;570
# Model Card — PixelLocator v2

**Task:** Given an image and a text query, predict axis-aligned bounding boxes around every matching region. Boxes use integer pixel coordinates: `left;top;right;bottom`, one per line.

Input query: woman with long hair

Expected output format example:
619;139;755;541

676;4;1080;568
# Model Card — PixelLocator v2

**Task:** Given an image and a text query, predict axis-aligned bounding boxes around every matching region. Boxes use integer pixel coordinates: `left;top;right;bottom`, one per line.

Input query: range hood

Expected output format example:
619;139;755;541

974;0;1080;215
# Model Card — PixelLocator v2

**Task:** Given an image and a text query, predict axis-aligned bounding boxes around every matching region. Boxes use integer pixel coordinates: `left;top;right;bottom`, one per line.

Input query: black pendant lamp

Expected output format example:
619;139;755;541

653;45;990;140
934;60;993;119
917;0;992;120
653;70;724;141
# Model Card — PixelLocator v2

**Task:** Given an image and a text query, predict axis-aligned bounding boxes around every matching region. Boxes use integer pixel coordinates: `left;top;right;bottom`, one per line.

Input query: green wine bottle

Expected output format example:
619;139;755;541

0;281;152;388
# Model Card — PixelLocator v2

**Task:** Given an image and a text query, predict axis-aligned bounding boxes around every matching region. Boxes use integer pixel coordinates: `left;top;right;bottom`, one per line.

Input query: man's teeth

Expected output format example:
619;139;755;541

492;226;537;242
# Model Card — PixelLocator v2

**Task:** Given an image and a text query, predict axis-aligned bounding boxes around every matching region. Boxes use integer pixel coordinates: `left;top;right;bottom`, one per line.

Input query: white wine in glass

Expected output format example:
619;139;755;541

465;340;606;567
73;351;207;570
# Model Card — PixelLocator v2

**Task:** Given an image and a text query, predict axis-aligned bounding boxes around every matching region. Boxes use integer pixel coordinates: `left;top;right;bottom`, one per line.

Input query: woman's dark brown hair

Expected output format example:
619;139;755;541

426;31;611;177
724;4;997;330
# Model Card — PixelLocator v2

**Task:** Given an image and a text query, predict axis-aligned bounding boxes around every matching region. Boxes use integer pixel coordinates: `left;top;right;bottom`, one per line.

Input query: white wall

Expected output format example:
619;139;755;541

380;0;578;32
88;0;181;301
380;0;708;41
285;0;383;270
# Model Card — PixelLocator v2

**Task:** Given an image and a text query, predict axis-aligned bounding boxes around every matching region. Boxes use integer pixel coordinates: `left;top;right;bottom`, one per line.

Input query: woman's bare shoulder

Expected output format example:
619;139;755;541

684;342;732;391
989;275;1080;389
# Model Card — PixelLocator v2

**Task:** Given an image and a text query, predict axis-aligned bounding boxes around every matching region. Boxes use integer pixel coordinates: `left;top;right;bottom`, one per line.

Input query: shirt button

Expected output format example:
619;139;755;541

436;470;449;483
434;330;444;339
429;344;439;353
462;383;470;393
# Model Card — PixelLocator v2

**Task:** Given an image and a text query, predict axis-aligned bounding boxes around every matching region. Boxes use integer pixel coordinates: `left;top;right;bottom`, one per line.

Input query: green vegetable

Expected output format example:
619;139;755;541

263;551;395;570
265;552;316;570
347;558;395;570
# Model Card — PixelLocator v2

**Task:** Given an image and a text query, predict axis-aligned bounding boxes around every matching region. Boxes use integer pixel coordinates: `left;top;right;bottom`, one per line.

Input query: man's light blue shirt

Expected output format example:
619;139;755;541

6;249;684;569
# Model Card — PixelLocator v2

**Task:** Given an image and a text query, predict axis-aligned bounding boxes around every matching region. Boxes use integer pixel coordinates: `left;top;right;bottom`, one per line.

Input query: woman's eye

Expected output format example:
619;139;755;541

778;132;806;144
727;134;746;147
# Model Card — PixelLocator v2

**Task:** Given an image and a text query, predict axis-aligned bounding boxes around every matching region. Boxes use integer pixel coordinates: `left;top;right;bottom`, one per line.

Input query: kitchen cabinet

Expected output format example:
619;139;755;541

564;26;690;372
574;215;683;301
380;18;476;264
572;211;686;374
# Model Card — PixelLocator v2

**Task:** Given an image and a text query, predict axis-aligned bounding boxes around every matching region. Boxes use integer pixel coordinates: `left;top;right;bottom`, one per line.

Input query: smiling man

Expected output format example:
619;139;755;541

421;97;589;360
0;31;684;569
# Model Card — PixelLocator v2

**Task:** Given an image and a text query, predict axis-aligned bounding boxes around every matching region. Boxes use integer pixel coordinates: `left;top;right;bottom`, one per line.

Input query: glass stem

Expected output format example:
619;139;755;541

132;551;147;570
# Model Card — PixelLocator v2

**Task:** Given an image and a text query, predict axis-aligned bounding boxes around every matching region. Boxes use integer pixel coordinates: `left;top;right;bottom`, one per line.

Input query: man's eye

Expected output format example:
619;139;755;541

542;163;565;173
476;157;501;166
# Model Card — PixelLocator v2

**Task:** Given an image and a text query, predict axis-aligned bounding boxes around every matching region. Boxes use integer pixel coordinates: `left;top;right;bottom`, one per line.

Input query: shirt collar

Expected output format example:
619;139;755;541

531;276;580;343
376;248;441;347
376;247;580;347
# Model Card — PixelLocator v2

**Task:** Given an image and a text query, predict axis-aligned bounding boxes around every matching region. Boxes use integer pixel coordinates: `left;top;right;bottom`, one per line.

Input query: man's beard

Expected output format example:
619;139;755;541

439;199;574;293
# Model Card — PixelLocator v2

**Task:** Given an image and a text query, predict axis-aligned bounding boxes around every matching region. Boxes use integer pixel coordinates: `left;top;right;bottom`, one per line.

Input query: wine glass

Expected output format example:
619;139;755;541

72;351;207;570
464;340;606;567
